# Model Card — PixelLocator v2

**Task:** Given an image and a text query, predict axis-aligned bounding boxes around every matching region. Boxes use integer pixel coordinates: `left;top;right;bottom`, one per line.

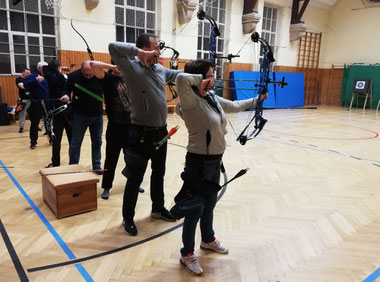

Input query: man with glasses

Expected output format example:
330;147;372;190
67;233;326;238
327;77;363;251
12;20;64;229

109;33;182;236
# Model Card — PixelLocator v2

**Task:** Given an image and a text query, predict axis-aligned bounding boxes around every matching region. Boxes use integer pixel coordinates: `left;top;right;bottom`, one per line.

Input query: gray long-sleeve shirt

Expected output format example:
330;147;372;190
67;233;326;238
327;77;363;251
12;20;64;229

175;73;257;155
108;42;182;127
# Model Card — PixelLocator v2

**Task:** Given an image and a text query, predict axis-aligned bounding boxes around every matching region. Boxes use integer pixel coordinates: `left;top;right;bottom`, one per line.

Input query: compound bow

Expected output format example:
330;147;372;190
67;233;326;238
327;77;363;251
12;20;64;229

197;10;240;66
159;40;180;102
236;32;287;145
71;19;94;61
197;10;288;145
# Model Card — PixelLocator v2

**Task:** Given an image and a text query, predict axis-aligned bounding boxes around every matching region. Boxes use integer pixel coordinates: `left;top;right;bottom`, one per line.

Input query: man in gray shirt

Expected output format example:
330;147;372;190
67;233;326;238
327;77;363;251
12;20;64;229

109;33;182;236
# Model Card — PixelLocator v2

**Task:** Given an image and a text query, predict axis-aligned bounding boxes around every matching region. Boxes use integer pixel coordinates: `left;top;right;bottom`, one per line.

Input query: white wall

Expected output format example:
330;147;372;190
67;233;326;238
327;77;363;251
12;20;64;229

302;4;330;68
57;0;380;70
321;0;380;67
59;0;115;53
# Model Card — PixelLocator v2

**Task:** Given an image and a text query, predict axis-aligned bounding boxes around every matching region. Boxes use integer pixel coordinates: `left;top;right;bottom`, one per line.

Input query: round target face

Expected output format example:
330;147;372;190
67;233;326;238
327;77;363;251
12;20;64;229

356;81;365;89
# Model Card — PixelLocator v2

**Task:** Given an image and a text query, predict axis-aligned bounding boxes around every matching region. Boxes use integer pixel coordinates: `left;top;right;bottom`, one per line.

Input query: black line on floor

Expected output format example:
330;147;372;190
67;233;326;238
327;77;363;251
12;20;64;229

0;219;29;281
350;156;361;160
28;172;229;273
308;144;319;148
28;223;184;272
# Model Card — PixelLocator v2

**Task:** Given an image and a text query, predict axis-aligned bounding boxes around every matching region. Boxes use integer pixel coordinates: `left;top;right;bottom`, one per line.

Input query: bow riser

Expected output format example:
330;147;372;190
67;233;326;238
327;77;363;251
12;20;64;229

159;40;180;102
237;32;288;145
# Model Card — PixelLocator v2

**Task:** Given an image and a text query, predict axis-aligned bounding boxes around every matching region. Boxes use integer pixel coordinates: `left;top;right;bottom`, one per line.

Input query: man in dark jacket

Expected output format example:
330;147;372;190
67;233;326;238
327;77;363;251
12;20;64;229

43;59;72;167
24;62;49;149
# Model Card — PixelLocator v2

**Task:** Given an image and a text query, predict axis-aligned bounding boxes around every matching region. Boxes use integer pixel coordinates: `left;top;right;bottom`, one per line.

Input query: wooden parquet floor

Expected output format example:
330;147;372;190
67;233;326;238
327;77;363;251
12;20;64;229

1;106;380;282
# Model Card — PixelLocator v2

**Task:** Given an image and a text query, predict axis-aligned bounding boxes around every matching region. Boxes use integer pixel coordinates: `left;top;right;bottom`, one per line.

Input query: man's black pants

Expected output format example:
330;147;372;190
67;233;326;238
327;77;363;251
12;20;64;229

101;121;129;190
122;124;168;220
28;101;42;145
51;114;72;166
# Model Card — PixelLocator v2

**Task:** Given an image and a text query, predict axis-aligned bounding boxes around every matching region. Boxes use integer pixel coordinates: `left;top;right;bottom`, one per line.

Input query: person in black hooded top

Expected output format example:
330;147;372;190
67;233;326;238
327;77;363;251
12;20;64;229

89;60;144;199
43;59;72;167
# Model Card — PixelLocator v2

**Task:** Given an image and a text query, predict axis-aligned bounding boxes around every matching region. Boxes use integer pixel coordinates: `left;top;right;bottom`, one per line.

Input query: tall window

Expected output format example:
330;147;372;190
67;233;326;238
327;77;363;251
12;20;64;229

260;6;277;62
197;0;226;78
115;0;156;44
0;0;58;74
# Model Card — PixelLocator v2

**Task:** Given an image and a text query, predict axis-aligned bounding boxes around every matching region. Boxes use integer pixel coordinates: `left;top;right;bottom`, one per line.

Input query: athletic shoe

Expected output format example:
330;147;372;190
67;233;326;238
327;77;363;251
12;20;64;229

30;143;37;150
200;238;229;254
101;189;109;200
180;252;203;275
151;208;177;222
19;127;24;133
123;219;137;236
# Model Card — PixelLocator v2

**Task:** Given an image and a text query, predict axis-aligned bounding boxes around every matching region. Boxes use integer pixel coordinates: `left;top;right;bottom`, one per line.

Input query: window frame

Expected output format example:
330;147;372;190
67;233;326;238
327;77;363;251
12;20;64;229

196;0;226;79
115;0;157;45
260;5;278;69
0;0;58;75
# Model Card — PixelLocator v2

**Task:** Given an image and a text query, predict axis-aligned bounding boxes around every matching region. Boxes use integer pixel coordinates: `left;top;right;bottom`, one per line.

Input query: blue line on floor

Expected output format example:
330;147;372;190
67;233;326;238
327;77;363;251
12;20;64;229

363;267;380;282
0;160;94;282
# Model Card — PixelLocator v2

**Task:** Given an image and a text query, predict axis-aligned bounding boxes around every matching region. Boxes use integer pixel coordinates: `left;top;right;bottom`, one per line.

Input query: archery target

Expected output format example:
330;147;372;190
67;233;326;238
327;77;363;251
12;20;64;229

355;81;366;90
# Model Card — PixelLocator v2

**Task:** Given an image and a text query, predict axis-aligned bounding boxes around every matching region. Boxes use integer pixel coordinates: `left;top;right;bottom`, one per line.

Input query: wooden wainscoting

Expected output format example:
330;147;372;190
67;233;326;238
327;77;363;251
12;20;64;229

0;51;184;113
276;65;344;107
326;64;344;106
0;76;19;106
222;62;253;100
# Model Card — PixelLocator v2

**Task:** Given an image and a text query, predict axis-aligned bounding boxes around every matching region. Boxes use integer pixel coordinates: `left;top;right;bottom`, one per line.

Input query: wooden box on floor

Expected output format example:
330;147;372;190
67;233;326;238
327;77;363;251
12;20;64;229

39;165;99;219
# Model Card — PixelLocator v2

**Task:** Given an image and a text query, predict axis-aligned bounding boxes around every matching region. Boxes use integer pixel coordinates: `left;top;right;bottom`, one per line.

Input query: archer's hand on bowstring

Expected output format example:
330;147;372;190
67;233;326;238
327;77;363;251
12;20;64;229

36;75;45;83
60;95;70;104
60;66;70;72
138;49;160;67
197;78;215;97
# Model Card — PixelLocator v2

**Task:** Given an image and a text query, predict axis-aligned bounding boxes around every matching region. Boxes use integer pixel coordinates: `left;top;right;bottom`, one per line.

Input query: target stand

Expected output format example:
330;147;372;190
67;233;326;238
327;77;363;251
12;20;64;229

349;79;372;110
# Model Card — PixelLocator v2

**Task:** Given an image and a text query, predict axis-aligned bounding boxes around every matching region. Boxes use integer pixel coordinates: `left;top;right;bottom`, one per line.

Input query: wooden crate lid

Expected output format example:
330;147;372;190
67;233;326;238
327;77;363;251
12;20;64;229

39;164;99;190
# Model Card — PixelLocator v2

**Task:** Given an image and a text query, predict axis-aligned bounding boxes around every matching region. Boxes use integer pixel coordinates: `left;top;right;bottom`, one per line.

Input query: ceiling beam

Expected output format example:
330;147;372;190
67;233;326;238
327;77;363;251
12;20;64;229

291;0;310;24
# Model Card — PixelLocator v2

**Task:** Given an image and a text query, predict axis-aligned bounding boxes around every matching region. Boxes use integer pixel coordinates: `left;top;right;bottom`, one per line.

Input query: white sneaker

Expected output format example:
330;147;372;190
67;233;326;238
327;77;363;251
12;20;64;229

200;238;229;254
180;252;203;275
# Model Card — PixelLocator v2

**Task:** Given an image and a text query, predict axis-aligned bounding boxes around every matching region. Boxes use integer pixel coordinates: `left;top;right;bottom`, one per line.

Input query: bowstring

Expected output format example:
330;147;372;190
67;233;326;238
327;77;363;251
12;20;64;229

164;0;218;52
237;39;259;140
224;35;260;142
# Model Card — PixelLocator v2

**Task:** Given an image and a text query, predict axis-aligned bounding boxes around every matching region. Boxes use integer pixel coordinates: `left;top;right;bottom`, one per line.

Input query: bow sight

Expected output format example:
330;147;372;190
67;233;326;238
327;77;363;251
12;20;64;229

159;40;179;70
158;40;180;102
